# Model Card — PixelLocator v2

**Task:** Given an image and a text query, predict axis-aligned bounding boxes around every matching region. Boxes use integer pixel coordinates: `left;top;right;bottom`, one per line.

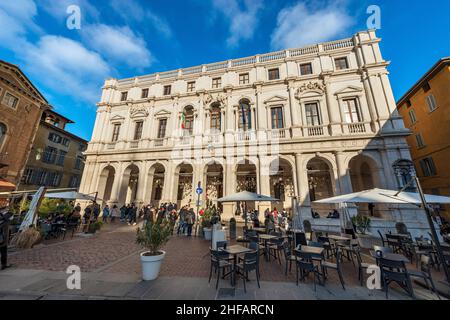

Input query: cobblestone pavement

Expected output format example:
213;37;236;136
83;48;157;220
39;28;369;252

3;222;445;300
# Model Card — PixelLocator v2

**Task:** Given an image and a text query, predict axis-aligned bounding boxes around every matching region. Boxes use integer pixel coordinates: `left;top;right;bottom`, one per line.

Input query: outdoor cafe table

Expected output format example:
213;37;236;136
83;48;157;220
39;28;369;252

251;227;266;234
327;235;352;242
369;251;410;263
258;234;278;261
220;245;253;286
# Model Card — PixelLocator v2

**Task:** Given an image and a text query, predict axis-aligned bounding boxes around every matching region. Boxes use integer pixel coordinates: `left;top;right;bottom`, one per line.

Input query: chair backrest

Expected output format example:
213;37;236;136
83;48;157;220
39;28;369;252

395;222;408;235
249;241;259;251
294;250;314;269
282;242;291;258
211;249;229;261
307;241;323;248
379;257;407;272
379;258;409;283
216;241;227;249
373;245;393;258
317;236;329;244
243;251;258;266
378;230;385;243
294;232;308;247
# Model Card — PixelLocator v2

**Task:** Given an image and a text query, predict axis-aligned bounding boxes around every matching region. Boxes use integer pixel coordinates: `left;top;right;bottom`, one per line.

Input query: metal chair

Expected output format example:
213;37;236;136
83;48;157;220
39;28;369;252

408;255;440;299
378;230;387;247
236;251;260;293
295;250;321;291
321;248;346;290
379;257;414;299
353;247;372;286
209;249;232;289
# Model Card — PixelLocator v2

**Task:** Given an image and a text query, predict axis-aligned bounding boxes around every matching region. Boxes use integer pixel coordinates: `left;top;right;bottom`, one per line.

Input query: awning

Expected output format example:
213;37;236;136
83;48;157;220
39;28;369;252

313;188;450;205
44;191;101;201
0;178;16;191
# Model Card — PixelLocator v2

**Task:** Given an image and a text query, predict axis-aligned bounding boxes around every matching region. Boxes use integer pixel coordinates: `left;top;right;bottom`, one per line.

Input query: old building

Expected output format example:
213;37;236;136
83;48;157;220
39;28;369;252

0;60;48;194
79;30;428;236
18;109;88;191
397;57;450;217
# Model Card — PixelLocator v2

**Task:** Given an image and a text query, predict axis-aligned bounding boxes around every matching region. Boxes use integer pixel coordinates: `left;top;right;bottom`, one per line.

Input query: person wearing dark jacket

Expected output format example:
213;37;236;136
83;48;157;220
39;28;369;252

0;207;12;270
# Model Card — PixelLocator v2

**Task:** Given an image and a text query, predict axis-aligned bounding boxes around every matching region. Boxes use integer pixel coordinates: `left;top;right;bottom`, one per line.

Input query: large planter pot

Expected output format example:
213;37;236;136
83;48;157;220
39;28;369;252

203;228;212;240
140;251;166;281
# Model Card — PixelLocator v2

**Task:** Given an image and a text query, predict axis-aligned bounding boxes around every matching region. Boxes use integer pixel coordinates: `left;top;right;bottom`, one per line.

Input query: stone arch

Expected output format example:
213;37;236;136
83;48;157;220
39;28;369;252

174;162;194;208
97;165;116;206
348;154;383;192
269;158;295;210
235;158;257;193
147;162;166;207
306;157;335;202
204;160;224;206
118;163;140;205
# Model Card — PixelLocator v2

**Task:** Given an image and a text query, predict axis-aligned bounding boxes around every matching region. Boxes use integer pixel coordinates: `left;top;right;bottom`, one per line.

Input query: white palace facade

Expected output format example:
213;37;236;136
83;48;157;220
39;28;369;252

79;30;427;234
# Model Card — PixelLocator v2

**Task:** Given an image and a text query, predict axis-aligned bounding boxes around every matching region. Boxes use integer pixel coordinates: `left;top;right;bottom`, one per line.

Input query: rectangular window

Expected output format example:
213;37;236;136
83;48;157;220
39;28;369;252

415;133;426;148
238;105;252;130
157;119;167;138
212;78;222;89
22;168;33;185
305;103;321;126
48;132;62;144
120;91;128;101
47;172;61;187
423;82;431;92
78;144;85;152
187;82;195;92
3;92;19;109
210;109;221;131
56;150;67;166
163;85;172;96
335;57;349;70
426;94;437;112
300;63;313;75
408;109;417;124
268;68;280;80
36;170;47;185
112;124;121;142
134;121;144;140
419;157;437;177
239;73;250;85
43;146;57;164
343;99;362;123
62;138;70;147
271;107;284;129
75;156;83;170
141;88;149;98
69;175;80;188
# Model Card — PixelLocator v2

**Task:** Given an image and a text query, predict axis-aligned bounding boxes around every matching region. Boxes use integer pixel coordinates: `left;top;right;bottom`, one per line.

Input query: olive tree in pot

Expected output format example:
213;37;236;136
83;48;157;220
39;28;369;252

136;217;173;281
351;214;375;249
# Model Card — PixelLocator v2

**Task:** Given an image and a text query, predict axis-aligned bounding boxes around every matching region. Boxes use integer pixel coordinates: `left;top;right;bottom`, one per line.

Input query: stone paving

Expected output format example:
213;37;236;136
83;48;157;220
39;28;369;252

1;222;445;300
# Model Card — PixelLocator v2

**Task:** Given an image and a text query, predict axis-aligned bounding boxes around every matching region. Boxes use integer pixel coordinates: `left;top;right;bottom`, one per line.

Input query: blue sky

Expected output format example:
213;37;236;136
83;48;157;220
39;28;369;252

1;0;449;140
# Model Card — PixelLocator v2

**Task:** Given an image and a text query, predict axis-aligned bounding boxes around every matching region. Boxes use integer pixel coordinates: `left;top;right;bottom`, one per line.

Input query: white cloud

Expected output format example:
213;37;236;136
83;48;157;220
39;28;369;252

21;36;111;103
0;0;41;43
110;0;173;38
38;0;100;22
212;0;263;47
82;24;153;69
271;1;354;50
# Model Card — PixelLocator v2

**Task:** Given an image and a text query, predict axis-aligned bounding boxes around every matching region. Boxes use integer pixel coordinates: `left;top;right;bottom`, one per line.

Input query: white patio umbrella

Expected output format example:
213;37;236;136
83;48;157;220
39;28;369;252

313;188;450;205
218;191;279;229
44;191;101;201
217;191;279;203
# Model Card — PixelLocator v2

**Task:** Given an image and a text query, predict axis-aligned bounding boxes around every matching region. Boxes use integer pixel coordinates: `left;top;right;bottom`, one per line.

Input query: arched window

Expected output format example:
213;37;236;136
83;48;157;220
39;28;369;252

0;123;6;151
182;106;194;136
238;100;252;130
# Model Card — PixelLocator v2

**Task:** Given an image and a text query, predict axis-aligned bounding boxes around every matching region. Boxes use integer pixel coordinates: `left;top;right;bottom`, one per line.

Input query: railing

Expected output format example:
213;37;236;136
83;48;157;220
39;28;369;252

347;122;367;134
130;141;139;148
323;38;354;51
118;36;357;85
259;50;286;63
154;138;164;147
236;130;256;141
268;129;289;139
231;57;257;67
180;136;192;145
106;142;116;150
306;126;325;137
207;134;223;144
290;45;319;57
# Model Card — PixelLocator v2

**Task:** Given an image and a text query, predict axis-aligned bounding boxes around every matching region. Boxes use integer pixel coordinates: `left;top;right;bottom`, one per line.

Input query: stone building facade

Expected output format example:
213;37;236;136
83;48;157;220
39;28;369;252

0;60;48;195
18;109;88;192
79;30;426;235
397;57;450;218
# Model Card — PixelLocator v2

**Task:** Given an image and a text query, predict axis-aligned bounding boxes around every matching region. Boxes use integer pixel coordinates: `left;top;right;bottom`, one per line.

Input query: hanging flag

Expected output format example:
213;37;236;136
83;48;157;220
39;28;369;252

181;111;186;129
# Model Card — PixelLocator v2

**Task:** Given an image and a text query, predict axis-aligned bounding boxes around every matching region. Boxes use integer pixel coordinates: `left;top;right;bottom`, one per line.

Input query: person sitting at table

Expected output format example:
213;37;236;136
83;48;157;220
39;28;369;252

53;213;66;224
311;210;320;219
326;209;340;219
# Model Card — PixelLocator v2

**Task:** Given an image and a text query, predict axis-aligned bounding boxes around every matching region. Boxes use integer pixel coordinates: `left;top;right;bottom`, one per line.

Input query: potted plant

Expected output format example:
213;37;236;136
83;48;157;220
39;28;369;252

201;208;213;240
136;217;173;281
351;214;375;248
87;221;103;234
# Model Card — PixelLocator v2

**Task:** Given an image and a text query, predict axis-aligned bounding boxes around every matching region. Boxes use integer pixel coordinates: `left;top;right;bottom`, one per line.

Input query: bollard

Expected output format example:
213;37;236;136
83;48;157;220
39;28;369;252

229;217;236;240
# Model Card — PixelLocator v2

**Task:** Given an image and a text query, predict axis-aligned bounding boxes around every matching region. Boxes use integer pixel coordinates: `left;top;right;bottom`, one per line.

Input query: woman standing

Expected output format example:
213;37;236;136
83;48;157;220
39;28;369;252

110;205;120;223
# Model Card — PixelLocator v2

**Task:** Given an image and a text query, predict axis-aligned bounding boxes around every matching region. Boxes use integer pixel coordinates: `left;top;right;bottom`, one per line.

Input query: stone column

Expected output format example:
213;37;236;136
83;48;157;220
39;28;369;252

135;161;148;206
323;76;341;135
222;158;235;222
295;153;311;229
258;156;271;222
335;151;353;195
109;162;124;204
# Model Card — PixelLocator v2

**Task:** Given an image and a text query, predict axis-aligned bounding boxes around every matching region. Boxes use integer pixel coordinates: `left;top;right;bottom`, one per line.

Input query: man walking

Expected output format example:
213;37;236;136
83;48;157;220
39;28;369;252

186;208;195;237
